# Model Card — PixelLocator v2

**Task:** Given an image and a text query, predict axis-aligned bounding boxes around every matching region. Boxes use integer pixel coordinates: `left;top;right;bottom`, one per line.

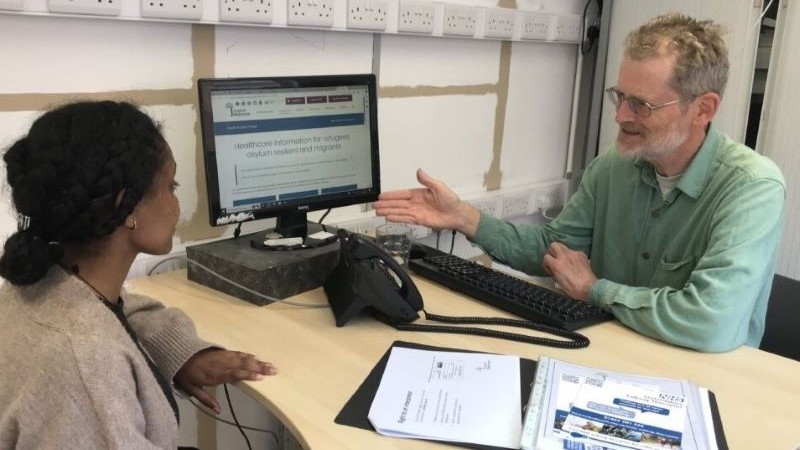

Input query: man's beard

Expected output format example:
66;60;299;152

616;120;689;162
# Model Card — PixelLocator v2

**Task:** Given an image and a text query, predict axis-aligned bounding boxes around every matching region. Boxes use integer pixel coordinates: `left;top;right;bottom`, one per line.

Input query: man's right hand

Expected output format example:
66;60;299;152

374;169;482;238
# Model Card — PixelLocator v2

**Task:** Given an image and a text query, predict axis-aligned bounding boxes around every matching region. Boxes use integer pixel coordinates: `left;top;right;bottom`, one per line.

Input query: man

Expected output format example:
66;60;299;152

374;13;786;352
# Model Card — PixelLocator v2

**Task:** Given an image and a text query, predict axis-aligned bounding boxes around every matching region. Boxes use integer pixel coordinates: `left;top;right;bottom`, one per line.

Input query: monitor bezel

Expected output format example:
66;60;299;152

197;73;381;228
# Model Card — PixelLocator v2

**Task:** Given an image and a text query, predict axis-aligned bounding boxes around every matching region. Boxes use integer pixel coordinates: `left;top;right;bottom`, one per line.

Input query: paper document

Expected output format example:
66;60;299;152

368;347;522;448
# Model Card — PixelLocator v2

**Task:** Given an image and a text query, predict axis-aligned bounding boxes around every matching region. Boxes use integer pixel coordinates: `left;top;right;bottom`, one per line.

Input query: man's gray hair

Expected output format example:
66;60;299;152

624;12;729;99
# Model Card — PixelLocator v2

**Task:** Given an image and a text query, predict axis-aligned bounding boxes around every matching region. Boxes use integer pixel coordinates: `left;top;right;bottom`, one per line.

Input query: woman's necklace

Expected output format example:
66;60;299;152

62;264;118;304
62;266;181;421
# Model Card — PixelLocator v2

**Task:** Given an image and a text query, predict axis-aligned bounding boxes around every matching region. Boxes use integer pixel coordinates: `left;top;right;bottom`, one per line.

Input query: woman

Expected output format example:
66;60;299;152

0;101;277;448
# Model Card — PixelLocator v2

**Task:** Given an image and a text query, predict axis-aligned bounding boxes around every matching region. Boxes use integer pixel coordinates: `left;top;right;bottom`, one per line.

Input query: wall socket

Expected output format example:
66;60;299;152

220;0;273;24
347;0;388;31
467;195;502;218
334;216;379;236
397;0;434;34
48;0;121;16
483;8;517;40
443;4;477;37
501;190;531;218
141;0;202;20
533;182;566;215
553;14;583;43
521;12;553;41
0;0;23;10
466;181;567;220
287;0;335;27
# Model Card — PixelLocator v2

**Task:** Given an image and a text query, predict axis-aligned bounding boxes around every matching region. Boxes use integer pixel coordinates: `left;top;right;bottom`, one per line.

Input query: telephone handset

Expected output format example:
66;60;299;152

323;230;590;348
324;230;423;327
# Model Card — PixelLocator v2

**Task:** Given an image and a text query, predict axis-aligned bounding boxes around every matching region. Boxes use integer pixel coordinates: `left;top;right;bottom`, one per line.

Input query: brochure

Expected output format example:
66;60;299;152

520;356;722;450
561;378;687;449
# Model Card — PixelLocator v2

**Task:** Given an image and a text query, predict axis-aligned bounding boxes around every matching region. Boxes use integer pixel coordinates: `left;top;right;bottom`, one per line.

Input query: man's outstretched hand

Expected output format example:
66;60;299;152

374;168;481;237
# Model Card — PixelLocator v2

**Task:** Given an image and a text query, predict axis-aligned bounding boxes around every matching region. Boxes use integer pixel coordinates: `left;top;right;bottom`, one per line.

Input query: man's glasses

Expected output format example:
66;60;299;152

605;87;688;118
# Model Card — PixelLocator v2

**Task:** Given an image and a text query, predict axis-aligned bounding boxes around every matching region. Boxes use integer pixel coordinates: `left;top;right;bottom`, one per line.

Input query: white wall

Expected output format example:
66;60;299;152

0;1;584;447
758;0;800;279
0;3;584;244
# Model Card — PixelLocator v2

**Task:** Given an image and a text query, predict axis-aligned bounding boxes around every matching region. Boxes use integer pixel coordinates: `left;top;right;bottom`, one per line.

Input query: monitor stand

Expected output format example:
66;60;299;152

186;221;340;305
250;211;338;251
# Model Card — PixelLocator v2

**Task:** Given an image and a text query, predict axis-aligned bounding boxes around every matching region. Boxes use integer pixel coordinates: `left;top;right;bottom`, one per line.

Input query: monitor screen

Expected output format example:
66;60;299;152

197;74;380;238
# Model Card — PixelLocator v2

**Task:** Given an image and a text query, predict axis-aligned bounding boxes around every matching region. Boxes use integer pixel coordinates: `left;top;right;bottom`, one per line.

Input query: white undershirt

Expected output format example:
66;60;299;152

656;171;683;200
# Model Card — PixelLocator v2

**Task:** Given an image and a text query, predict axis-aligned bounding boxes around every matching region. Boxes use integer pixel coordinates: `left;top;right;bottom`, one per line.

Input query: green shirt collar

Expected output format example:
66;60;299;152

635;123;721;200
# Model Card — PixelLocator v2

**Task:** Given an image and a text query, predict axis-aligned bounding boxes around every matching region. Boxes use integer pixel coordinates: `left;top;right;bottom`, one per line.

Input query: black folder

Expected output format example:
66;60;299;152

335;340;728;450
334;340;538;450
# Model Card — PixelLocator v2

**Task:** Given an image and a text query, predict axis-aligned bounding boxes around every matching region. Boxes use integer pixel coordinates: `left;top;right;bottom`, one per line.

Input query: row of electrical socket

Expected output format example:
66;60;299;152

3;0;583;42
465;180;567;220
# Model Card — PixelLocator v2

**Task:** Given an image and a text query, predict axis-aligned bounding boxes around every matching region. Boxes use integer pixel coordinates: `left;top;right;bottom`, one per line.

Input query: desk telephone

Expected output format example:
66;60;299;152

324;230;423;326
323;230;591;349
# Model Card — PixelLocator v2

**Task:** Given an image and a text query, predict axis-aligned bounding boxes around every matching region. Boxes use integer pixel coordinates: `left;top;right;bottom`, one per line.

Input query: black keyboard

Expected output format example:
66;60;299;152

408;252;613;331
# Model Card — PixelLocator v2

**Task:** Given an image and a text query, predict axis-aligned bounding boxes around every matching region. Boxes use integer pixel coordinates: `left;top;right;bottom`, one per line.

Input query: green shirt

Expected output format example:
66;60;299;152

473;124;785;352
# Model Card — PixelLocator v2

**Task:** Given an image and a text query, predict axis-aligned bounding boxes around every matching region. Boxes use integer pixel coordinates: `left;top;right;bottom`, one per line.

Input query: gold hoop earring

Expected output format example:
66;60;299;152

126;217;137;230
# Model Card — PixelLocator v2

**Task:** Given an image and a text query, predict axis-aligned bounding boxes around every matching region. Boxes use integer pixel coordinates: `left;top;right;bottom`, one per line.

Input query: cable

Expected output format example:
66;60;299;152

542;207;557;221
317;208;332;224
580;0;594;55
146;256;328;308
224;383;253;450
449;230;456;255
730;0;777;63
387;310;590;348
752;0;777;34
182;394;280;444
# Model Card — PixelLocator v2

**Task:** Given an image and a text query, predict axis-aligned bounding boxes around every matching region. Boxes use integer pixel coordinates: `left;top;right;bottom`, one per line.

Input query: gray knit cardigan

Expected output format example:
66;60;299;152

0;266;212;449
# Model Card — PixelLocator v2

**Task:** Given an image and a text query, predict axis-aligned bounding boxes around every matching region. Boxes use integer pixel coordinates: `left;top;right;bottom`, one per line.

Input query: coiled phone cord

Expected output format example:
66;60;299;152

383;309;590;349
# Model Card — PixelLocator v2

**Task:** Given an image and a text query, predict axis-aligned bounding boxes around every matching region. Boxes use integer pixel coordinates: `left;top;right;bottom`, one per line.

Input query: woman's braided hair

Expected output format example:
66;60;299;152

0;101;168;285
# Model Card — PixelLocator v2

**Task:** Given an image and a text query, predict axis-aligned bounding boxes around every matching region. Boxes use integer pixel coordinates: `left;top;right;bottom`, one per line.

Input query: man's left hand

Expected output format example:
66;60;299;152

542;242;598;301
174;349;277;413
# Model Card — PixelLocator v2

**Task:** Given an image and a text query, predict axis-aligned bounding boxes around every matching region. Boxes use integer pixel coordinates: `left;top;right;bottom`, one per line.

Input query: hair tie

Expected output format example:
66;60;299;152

17;213;31;231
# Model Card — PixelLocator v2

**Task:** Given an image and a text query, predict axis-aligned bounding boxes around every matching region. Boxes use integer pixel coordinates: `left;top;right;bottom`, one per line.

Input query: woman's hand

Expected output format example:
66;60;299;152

174;349;277;413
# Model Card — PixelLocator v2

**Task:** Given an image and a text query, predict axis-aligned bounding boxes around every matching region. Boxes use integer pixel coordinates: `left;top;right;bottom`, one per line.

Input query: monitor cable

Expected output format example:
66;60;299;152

317;208;332;224
449;230;456;255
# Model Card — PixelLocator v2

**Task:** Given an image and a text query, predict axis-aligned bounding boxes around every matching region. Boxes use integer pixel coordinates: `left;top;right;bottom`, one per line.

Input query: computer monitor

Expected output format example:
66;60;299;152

197;74;380;242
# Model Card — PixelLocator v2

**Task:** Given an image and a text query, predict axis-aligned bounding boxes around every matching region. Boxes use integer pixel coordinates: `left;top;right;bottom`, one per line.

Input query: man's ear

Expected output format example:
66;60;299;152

693;92;721;127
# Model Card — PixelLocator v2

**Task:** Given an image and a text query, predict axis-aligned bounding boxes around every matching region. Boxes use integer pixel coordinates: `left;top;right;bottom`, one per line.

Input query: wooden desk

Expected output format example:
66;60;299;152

128;270;800;449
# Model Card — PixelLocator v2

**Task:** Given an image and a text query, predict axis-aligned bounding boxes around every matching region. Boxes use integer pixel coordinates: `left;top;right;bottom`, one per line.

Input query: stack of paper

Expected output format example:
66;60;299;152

520;357;723;450
367;347;522;449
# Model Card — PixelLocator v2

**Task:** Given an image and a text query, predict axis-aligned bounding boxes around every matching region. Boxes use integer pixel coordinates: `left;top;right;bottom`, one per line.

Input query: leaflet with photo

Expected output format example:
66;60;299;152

521;357;719;450
561;378;687;450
